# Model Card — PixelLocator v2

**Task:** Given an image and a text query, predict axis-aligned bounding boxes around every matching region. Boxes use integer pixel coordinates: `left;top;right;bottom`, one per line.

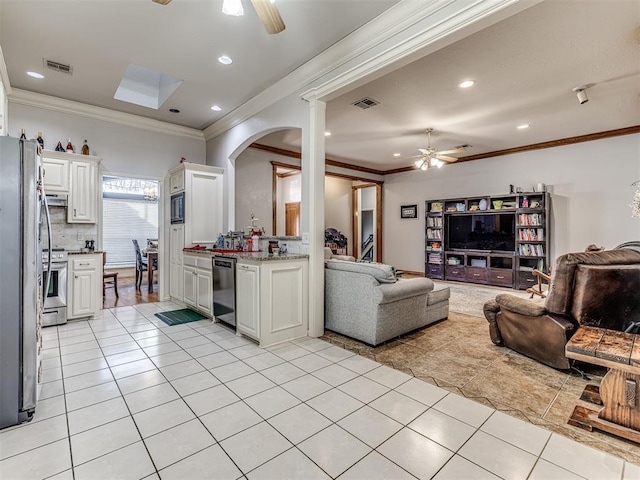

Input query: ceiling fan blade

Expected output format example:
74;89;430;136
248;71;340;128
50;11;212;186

251;0;286;34
152;0;172;5
435;148;466;155
435;154;458;163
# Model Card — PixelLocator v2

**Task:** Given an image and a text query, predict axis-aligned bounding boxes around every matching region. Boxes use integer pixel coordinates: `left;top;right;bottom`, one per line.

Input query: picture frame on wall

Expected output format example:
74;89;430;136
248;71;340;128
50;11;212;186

400;204;418;219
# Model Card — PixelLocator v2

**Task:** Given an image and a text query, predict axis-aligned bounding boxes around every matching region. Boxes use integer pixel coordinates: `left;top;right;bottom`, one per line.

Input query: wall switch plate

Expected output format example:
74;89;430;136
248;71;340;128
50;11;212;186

77;232;84;241
301;233;310;245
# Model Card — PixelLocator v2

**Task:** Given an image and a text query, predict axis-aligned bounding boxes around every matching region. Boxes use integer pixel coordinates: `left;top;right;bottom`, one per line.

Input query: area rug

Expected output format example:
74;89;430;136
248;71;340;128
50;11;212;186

154;308;207;326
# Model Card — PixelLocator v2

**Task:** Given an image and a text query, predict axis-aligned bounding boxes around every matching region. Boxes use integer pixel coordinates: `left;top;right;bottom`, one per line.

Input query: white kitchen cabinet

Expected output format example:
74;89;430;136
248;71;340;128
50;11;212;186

170;169;185;193
236;258;308;347
68;159;98;223
169;225;184;301
183;252;213;316
42;156;70;193
236;263;259;339
183;266;197;306
68;254;102;319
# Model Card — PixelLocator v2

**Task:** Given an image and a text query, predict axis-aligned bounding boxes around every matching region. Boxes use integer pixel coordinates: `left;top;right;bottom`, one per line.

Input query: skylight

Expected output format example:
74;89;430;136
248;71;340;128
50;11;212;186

114;64;182;110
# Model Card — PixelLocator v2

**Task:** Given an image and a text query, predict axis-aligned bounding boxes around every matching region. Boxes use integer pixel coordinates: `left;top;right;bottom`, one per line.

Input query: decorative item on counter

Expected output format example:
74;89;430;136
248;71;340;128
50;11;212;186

217;234;224;249
268;240;278;253
180;157;186;163
36;132;44;148
55;141;65;152
66;138;74;153
280;243;288;254
252;233;260;251
20;129;27;140
247;237;253;251
81;139;90;155
272;247;280;256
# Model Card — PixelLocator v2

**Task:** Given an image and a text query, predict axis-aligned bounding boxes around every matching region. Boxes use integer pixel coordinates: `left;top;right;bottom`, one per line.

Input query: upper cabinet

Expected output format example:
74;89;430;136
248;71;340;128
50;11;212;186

168;163;224;246
42;150;101;223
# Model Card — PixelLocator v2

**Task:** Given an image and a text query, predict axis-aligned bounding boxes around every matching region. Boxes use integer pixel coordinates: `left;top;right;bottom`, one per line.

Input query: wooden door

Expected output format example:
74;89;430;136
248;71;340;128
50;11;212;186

285;202;300;236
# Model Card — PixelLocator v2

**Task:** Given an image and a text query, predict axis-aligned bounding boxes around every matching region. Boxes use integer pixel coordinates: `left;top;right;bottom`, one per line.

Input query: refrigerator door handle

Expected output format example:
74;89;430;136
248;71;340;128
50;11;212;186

39;178;53;307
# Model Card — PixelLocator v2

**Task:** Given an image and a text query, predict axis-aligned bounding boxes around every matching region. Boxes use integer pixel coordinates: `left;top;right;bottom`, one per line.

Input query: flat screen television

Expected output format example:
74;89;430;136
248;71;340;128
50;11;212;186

446;213;515;252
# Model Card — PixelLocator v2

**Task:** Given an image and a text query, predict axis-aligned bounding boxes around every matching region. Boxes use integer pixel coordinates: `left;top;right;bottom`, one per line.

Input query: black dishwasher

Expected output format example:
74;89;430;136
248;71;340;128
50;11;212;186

212;256;237;328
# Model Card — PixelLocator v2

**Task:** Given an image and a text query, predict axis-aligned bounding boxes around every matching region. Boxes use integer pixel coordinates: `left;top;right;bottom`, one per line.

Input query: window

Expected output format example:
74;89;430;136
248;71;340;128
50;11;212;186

102;176;159;268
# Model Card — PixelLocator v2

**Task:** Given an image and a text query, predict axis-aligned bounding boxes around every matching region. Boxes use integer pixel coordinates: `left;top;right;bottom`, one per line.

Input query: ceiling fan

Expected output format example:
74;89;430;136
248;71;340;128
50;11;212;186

413;128;466;171
152;0;286;35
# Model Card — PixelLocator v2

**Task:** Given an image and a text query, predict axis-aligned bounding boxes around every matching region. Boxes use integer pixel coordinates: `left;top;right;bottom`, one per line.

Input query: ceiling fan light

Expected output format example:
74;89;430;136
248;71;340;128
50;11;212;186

420;163;429;171
436;160;444;168
222;0;244;16
429;157;438;167
415;159;424;168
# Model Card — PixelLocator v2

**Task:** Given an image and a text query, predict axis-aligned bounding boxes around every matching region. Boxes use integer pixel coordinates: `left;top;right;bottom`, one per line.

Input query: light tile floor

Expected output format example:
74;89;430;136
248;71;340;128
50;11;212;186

1;301;637;480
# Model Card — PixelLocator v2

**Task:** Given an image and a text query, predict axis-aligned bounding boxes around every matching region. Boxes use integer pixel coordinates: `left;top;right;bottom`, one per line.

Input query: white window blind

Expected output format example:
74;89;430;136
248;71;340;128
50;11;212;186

103;197;158;268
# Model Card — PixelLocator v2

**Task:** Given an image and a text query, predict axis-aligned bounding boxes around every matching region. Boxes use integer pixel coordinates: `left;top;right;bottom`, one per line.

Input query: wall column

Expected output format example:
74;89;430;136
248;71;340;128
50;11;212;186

301;95;326;337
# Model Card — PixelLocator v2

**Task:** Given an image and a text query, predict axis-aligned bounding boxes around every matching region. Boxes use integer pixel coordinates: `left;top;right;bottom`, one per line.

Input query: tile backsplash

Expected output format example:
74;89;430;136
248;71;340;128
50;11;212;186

43;206;97;251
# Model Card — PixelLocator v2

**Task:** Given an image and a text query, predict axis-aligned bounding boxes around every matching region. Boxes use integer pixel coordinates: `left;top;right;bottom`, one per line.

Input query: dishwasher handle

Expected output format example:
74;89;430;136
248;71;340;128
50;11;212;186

214;258;236;269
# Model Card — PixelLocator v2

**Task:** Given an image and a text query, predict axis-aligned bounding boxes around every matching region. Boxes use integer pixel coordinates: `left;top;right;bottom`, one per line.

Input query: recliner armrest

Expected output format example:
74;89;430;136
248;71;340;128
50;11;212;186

495;294;547;317
373;278;433;305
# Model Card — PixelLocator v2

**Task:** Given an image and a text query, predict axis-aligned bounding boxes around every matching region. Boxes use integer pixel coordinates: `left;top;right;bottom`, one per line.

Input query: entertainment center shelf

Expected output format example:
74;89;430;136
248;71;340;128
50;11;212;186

425;192;550;289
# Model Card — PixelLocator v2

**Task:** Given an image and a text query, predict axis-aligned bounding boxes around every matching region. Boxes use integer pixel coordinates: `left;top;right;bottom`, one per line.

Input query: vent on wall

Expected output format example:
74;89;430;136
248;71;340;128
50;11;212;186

43;59;73;75
351;97;380;109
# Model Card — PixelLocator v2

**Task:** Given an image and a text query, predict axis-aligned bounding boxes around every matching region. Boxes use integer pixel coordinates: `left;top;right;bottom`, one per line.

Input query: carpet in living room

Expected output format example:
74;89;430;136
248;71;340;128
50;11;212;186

321;281;640;465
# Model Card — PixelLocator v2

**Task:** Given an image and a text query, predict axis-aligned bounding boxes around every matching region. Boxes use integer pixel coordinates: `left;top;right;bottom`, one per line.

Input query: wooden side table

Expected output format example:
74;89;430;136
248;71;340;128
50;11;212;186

565;326;640;443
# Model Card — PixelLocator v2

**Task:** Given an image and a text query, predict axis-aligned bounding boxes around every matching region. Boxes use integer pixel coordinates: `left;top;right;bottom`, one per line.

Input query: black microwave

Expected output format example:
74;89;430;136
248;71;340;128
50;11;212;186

171;192;185;224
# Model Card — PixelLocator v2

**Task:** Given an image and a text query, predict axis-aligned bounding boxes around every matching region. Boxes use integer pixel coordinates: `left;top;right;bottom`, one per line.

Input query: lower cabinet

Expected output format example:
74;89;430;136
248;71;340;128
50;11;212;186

236;258;309;347
68;253;102;319
236;263;259;339
183;253;213;317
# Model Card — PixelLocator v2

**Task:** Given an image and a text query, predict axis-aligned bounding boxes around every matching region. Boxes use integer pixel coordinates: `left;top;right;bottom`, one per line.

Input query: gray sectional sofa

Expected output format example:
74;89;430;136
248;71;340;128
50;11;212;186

324;259;449;346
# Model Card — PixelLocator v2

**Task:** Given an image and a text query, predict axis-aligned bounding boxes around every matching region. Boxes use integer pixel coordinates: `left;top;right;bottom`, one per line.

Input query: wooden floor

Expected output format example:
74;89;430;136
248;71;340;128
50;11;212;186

102;275;158;309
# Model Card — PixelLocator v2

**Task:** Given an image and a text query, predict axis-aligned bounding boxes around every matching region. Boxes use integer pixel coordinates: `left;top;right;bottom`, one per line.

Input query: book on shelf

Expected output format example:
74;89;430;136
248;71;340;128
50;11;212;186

518;228;544;241
427;217;443;227
518;214;543;226
426;228;442;240
518;244;544;256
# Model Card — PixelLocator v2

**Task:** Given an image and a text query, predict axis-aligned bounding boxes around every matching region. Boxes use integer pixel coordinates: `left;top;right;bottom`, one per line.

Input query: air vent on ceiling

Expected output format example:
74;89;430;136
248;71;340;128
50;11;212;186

455;144;472;149
43;59;73;75
351;97;380;109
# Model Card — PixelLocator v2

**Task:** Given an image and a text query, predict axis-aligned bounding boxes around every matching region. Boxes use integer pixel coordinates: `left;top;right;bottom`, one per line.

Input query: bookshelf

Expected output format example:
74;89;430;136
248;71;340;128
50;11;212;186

424;192;550;289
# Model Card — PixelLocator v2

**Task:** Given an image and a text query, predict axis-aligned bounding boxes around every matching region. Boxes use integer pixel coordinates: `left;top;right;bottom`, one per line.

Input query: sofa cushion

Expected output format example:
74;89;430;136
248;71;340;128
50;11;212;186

427;284;450;305
326;259;397;284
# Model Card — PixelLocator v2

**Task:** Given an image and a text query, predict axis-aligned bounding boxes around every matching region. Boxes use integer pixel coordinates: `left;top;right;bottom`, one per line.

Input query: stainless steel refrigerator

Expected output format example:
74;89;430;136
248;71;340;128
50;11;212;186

0;137;50;429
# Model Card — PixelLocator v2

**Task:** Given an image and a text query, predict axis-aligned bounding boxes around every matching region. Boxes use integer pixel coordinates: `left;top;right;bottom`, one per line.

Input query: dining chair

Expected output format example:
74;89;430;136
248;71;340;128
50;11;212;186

103;252;119;297
132;239;157;290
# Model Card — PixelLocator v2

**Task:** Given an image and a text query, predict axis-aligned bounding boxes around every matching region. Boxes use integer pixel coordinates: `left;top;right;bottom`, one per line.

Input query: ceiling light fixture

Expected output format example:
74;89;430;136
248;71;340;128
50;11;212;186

27;71;44;79
211;105;222;111
393;153;401;157
517;124;530;129
458;80;475;88
573;85;589;104
222;0;243;16
169;108;180;113
325;131;331;136
414;157;443;171
218;55;233;65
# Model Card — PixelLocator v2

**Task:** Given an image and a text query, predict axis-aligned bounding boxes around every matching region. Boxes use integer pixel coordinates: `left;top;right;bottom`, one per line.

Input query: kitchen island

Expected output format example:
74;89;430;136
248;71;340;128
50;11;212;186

182;249;309;347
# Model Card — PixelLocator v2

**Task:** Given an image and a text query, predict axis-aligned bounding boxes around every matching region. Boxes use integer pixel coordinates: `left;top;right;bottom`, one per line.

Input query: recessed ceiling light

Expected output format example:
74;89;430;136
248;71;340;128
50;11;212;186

169;108;180;113
458;80;475;88
325;131;331;136
517;124;530;129
393;153;401;157
211;105;222;112
218;55;233;65
27;71;44;79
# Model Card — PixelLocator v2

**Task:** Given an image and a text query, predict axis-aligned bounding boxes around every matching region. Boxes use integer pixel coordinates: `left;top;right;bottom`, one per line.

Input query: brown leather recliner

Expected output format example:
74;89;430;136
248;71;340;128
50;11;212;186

484;243;640;369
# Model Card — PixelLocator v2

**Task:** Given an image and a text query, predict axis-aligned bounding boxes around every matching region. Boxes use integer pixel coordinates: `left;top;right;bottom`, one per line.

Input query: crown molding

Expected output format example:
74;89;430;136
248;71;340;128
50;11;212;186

301;0;528;102
8;88;205;142
204;0;533;142
0;45;12;95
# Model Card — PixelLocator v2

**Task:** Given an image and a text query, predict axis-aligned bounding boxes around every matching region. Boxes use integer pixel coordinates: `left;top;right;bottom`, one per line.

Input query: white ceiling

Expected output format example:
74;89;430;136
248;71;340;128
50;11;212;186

260;0;640;170
1;1;638;171
0;0;396;130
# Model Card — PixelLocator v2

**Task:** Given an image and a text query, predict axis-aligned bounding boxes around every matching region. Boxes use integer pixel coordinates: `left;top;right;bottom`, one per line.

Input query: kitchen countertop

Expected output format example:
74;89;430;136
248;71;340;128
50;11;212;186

183;248;308;261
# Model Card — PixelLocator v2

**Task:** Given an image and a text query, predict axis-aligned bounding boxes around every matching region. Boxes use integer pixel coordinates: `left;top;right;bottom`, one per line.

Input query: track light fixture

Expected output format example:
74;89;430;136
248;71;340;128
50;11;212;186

572;86;589;105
